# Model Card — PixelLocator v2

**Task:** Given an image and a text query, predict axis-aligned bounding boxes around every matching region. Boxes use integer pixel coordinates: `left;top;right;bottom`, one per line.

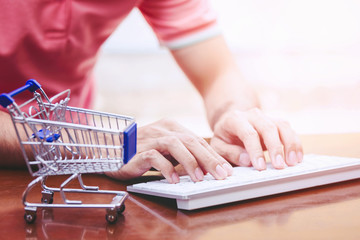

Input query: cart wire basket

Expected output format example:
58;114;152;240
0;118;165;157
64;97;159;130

0;79;137;224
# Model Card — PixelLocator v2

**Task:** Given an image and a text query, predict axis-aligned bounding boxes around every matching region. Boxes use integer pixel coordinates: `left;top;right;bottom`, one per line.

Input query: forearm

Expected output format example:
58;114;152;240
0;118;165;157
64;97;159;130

0;111;26;168
172;35;302;169
202;63;260;130
171;35;260;130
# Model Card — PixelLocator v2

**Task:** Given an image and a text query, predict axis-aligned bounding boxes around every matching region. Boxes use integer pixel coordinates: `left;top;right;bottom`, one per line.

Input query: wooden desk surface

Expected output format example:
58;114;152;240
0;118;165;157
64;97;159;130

1;133;360;240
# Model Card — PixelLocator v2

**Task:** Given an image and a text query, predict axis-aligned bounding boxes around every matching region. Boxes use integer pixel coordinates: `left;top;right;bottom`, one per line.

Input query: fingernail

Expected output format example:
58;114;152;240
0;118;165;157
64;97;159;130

195;167;204;181
215;164;227;179
256;157;266;170
222;163;233;176
239;153;251;166
297;151;303;162
275;154;285;169
288;151;297;166
171;172;179;184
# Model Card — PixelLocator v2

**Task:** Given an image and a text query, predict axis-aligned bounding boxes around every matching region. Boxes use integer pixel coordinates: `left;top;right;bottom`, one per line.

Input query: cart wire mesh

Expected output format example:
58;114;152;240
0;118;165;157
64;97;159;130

0;79;137;177
0;79;137;224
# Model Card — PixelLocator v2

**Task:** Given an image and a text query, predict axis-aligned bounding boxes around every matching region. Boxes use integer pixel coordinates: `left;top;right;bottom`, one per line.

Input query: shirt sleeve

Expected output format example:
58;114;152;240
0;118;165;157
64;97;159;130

138;0;221;49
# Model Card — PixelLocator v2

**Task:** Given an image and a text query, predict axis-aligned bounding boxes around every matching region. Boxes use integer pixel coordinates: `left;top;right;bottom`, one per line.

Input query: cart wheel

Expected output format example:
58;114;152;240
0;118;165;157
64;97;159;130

106;213;118;224
24;212;37;224
117;204;125;214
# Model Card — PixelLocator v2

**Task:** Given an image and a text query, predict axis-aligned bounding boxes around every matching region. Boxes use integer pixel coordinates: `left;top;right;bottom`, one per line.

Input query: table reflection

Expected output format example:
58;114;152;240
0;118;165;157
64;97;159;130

23;178;360;240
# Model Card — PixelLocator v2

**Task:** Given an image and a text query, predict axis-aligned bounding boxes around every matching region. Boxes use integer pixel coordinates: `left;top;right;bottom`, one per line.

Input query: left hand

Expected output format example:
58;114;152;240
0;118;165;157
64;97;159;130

210;108;303;170
106;118;233;183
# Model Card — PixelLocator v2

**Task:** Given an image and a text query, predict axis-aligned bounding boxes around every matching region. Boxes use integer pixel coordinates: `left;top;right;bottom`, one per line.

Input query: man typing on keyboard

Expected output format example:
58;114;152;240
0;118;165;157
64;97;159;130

105;2;303;183
0;0;303;182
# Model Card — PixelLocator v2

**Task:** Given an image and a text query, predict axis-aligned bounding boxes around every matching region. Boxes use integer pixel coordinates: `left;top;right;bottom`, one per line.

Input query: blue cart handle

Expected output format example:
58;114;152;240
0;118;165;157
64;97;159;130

0;79;41;108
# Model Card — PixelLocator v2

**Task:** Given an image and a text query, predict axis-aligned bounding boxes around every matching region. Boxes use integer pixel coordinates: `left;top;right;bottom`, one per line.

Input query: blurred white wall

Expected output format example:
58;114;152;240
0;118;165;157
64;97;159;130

103;1;360;52
102;0;360;87
96;0;360;135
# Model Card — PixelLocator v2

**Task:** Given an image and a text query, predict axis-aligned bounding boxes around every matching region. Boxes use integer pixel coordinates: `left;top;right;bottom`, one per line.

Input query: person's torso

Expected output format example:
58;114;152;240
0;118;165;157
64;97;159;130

0;0;139;108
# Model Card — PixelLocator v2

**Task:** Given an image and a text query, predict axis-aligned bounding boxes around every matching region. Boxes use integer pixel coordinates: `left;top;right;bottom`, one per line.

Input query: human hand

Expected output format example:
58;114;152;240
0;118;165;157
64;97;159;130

210;108;303;170
106;118;233;183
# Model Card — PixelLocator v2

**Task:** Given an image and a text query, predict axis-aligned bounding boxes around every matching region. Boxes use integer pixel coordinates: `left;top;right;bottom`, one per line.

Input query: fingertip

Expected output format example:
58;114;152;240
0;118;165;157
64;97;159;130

195;167;204;181
215;164;227;179
171;172;180;184
297;151;303;163
274;154;286;169
222;162;233;176
239;152;251;167
253;157;266;171
287;151;298;166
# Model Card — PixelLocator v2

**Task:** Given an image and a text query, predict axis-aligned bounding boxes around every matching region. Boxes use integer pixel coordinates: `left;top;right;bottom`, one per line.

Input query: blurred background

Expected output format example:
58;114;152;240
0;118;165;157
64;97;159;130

93;0;360;137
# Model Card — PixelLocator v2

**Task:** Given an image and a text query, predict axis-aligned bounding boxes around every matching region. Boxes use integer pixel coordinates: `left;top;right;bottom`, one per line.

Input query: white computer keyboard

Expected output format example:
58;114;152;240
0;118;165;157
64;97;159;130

127;154;360;210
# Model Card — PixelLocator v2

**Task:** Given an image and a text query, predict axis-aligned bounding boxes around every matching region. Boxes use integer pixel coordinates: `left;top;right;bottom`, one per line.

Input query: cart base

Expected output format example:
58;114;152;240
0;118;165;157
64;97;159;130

22;174;129;224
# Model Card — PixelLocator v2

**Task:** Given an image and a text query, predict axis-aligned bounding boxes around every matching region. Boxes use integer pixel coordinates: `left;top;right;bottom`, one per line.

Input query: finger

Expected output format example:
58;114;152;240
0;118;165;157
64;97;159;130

155;135;207;182
107;149;180;184
141;150;180;184
139;122;225;181
226;113;266;170
195;136;233;175
178;134;230;180
247;110;286;169
210;137;252;167
275;119;303;166
145;119;228;180
170;121;233;176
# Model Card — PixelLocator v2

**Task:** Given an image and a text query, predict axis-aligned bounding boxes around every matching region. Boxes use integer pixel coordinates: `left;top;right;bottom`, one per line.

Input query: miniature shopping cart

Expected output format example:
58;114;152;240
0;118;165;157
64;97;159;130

0;79;137;224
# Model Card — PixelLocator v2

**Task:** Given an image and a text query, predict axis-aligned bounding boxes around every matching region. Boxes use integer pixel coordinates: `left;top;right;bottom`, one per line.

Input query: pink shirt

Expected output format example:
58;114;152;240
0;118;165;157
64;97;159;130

0;0;219;109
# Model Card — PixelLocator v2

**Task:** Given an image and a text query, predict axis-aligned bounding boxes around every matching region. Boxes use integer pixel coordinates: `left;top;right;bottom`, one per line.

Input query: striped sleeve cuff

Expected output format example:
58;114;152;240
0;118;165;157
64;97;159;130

161;24;222;50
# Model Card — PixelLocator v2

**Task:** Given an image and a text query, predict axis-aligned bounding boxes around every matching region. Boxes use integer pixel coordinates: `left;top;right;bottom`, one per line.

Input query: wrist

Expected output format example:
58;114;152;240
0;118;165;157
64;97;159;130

207;101;237;130
207;98;261;131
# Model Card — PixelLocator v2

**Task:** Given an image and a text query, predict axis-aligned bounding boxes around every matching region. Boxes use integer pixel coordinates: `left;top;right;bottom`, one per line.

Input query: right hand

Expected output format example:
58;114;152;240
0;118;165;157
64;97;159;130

106;118;233;183
210;108;303;170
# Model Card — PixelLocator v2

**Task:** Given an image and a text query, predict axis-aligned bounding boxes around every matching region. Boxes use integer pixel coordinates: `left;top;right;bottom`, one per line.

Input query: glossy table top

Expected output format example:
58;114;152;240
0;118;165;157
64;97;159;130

1;133;360;240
